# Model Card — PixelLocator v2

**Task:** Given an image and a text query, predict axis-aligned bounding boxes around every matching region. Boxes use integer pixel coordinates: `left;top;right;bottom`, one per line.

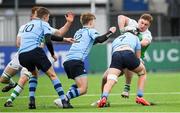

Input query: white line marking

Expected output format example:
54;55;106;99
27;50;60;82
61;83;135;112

1;92;180;99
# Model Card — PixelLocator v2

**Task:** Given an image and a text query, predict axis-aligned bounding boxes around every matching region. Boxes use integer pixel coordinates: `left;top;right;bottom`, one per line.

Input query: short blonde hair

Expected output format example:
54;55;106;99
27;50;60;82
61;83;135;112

80;12;96;25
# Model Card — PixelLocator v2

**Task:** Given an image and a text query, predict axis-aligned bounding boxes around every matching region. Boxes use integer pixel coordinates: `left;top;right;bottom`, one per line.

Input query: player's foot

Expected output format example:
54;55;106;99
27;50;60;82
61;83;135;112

121;91;129;98
135;96;151;106
91;100;100;106
91;99;110;107
97;97;107;108
4;101;13;107
54;98;73;109
62;100;73;109
2;83;17;92
29;97;36;109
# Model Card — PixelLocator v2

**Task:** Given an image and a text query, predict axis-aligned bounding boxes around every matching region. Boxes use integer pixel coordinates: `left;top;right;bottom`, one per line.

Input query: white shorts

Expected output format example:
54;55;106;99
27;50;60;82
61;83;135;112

7;53;22;70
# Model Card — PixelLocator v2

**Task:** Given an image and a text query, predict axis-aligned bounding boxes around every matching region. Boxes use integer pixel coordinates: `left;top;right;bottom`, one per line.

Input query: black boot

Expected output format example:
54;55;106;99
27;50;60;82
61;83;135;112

62;99;73;109
29;97;36;109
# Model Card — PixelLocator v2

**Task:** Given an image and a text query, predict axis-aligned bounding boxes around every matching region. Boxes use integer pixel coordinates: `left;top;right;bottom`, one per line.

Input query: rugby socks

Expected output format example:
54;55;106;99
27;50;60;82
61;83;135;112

9;78;16;86
7;84;23;102
69;84;78;90
29;76;38;99
137;89;143;97
66;84;80;100
2;72;16;86
101;92;109;98
123;84;130;92
52;79;66;100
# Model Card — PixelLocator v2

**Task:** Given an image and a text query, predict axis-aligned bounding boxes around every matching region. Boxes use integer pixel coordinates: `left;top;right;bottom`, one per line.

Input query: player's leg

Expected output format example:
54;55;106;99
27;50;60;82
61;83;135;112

4;68;31;107
91;69;110;107
1;65;18;92
1;53;23;92
64;60;87;105
19;51;39;109
131;62;150;106
28;70;38;109
45;66;73;108
66;76;87;101
98;68;121;108
121;69;133;98
54;60;86;108
101;69;109;93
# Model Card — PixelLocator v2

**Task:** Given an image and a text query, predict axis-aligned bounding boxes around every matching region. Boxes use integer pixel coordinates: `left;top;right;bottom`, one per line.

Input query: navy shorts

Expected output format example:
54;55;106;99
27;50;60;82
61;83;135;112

19;47;51;72
110;50;140;70
63;60;87;79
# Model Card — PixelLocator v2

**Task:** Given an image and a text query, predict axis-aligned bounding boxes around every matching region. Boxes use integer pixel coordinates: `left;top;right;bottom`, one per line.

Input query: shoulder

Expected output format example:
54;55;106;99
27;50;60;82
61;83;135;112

18;24;26;32
142;29;152;38
41;21;50;26
88;28;99;35
140;29;152;43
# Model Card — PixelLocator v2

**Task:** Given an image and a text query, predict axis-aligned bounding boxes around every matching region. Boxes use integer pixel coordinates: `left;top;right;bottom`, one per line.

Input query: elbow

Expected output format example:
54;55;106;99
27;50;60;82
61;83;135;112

118;15;125;20
55;30;62;37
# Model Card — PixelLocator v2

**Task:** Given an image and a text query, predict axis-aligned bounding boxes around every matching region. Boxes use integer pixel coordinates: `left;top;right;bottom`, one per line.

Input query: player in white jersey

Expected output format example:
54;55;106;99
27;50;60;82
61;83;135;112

53;12;116;108
118;14;153;104
3;6;75;107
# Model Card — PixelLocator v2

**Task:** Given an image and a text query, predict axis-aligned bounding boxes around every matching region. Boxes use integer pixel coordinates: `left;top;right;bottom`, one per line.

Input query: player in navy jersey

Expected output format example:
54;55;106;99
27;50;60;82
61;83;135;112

18;7;74;109
54;12;116;108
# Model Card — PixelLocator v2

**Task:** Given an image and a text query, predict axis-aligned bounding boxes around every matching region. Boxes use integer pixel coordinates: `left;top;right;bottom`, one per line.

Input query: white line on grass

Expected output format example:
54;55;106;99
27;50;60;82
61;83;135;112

1;112;180;113
1;92;180;99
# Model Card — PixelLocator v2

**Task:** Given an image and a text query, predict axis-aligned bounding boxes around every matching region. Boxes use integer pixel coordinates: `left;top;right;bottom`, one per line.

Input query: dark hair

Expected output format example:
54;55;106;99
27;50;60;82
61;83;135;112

80;12;96;25
140;13;153;24
36;7;50;19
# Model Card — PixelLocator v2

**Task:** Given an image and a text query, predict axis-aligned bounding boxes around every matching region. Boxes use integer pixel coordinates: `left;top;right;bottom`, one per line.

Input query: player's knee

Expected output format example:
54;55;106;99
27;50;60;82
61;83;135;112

137;69;146;76
107;74;118;83
20;68;32;80
48;72;57;80
102;75;107;83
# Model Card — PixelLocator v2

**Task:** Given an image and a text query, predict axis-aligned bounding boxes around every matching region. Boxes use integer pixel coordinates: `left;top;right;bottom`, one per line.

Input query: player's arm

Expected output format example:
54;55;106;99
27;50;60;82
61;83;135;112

135;38;141;58
135;50;141;58
16;36;21;48
94;27;116;44
44;34;56;57
50;35;75;44
117;15;129;30
141;33;152;47
54;12;75;37
141;38;150;47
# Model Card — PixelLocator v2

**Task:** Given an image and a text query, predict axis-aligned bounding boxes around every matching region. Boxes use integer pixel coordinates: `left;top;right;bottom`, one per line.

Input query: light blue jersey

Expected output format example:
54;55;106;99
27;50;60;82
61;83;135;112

66;27;99;61
18;19;52;53
112;32;141;53
17;24;26;37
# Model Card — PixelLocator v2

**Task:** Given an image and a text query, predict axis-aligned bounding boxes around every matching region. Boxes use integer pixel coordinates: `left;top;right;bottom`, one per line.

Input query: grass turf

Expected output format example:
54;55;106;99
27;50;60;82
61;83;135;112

0;72;180;112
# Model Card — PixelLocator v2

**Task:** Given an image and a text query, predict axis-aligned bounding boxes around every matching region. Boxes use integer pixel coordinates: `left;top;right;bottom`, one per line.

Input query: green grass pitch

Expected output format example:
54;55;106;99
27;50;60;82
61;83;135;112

1;72;180;112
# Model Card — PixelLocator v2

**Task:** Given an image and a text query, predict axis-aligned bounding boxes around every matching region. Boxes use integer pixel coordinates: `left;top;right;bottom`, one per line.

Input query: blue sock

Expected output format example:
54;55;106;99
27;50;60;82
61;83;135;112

69;84;78;90
52;79;66;100
66;86;80;100
137;89;143;97
102;92;109;98
29;76;37;98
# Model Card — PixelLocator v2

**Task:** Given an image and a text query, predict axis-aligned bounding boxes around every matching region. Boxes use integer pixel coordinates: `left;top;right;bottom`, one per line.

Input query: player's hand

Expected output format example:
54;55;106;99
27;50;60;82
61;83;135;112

52;55;57;62
65;12;75;23
63;38;76;44
109;27;116;33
